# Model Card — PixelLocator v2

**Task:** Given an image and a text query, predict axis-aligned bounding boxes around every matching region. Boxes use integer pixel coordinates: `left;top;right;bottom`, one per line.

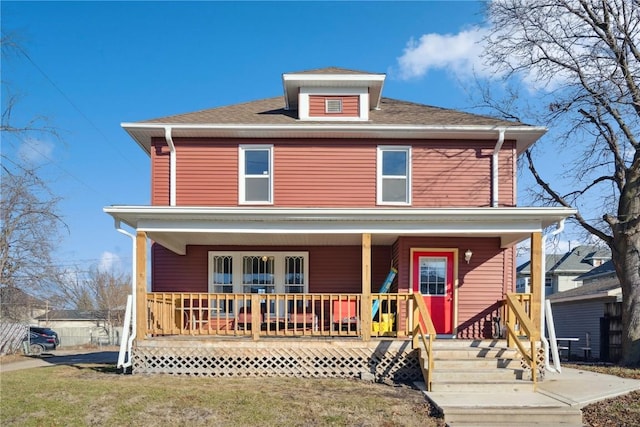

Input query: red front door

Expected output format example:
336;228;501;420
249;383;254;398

412;251;454;334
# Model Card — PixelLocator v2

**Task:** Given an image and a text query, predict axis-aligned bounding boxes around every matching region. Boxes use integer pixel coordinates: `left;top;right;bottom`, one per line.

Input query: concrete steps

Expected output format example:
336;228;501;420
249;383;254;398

421;340;583;426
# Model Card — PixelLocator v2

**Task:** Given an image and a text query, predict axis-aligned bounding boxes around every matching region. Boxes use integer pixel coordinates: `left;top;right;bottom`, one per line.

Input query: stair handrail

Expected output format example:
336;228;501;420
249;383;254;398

505;293;538;388
411;293;437;391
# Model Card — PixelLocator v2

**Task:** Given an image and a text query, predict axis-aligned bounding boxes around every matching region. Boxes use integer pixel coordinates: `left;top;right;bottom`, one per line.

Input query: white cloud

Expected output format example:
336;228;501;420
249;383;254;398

18;137;54;165
99;251;122;272
396;27;491;80
395;25;573;92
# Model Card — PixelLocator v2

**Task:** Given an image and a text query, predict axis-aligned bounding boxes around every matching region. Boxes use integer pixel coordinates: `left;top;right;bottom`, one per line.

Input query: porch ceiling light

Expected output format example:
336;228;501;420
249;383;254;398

465;249;473;264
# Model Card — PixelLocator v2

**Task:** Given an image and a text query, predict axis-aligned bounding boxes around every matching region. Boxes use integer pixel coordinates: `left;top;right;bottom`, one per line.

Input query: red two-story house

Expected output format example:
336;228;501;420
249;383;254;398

105;67;575;385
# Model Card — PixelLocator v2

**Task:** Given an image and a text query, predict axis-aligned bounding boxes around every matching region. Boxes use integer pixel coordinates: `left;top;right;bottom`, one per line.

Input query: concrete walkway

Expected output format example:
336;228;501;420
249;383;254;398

422;367;640;426
537;367;640;407
425;367;640;409
0;347;119;373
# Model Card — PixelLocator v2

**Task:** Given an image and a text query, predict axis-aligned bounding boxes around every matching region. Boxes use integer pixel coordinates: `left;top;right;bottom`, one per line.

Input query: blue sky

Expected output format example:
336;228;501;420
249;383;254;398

1;1;579;275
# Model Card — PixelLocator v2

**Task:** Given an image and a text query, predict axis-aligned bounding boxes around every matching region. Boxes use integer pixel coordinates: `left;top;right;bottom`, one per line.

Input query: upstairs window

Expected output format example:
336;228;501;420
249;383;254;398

377;146;411;205
239;145;273;204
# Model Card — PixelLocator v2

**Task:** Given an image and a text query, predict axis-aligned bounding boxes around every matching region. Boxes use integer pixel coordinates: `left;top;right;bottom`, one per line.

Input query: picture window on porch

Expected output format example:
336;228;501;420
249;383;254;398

239;145;273;204
419;257;446;295
377;146;411;205
208;251;309;313
285;255;305;293
243;255;275;293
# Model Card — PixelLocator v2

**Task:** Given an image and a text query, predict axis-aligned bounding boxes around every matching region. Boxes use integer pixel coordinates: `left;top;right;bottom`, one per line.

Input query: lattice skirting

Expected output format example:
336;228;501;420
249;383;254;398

132;344;422;382
518;346;546;381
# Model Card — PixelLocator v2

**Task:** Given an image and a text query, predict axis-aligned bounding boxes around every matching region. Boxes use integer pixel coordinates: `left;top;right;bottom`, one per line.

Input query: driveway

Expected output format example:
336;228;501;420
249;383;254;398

0;347;119;373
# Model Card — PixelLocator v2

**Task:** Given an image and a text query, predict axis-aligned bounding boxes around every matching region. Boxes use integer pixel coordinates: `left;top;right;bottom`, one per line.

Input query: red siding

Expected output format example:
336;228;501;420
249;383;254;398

152;244;392;294
275;141;376;206
309;95;359;117
151;138;170;205
411;140;515;207
150;138;516;208
176;140;237;205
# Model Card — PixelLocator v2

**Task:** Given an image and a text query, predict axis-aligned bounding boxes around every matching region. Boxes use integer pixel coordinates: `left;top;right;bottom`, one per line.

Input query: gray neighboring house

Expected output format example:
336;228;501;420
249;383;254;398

516;245;610;296
547;260;621;362
36;310;124;347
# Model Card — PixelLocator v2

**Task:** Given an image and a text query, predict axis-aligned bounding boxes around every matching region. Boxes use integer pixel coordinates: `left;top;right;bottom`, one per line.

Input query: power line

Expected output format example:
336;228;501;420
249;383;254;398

6;33;138;169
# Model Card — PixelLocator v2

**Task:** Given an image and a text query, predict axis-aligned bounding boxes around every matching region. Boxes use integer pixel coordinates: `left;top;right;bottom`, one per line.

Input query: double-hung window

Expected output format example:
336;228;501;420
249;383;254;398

377;146;411;205
239;145;273;204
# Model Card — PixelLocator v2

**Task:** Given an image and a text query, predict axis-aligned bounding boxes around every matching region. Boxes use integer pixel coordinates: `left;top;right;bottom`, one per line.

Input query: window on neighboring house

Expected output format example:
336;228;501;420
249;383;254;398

239;145;273;204
545;276;553;288
377;146;411;205
325;98;343;113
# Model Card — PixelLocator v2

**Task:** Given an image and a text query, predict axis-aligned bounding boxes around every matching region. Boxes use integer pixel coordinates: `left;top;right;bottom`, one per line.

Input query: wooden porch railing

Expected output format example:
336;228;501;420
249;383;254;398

144;292;413;339
411;293;437;391
504;293;539;388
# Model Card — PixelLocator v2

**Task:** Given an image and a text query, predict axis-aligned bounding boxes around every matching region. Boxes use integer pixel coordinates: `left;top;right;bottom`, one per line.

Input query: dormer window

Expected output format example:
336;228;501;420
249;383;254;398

282;69;386;122
325;98;343;114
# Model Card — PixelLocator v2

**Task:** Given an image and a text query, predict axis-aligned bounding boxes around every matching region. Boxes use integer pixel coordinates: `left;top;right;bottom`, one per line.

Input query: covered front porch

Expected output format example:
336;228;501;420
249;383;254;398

106;206;576;389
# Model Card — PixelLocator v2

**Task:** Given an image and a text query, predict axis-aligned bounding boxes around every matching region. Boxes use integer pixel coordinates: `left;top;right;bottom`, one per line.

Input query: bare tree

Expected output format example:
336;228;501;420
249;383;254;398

1;35;67;319
49;266;129;322
0;163;66;292
89;267;129;326
481;0;639;365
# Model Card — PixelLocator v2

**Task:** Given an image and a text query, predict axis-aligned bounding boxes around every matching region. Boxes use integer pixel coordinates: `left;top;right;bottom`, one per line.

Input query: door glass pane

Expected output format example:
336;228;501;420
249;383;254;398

242;255;275;293
285;256;305;293
419;257;446;295
212;255;233;293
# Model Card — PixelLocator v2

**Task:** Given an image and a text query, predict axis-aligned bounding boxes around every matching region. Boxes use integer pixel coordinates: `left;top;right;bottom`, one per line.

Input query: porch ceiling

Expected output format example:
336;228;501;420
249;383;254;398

104;206;577;255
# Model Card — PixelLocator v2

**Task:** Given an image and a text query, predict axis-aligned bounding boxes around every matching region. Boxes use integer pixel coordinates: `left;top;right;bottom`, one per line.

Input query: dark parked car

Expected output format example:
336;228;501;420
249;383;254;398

23;329;58;355
29;326;60;346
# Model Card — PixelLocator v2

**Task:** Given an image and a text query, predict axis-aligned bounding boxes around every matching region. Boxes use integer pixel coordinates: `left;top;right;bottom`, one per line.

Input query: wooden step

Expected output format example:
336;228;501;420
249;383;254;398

430;379;531;392
434;358;521;370
431;368;519;382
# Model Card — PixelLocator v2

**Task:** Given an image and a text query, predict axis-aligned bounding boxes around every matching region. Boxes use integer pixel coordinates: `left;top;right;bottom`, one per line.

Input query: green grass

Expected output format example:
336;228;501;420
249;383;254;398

0;363;443;427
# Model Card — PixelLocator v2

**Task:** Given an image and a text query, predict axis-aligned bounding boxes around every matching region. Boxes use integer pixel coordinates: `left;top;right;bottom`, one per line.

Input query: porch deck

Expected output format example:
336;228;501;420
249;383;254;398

131;291;538;390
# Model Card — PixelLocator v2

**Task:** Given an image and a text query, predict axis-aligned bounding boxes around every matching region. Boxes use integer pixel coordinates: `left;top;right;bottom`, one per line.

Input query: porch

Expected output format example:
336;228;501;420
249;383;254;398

131;290;540;390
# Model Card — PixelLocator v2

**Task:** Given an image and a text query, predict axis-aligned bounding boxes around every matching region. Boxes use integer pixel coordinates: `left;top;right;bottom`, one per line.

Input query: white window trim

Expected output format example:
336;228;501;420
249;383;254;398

238;145;273;205
299;87;369;121
377;145;412;206
208;251;309;296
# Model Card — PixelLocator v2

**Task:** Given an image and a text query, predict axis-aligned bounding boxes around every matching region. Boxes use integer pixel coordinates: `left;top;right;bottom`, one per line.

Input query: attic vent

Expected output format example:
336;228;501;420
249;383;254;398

325;99;343;113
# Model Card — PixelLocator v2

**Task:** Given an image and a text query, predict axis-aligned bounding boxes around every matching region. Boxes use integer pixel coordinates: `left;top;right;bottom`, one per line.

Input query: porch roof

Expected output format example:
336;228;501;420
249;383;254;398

104;206;576;255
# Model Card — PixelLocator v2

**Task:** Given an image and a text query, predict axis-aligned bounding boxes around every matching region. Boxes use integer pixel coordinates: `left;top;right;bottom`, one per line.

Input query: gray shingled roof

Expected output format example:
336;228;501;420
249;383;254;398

139;96;523;127
547;276;620;301
575;260;616;281
517;245;611;275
